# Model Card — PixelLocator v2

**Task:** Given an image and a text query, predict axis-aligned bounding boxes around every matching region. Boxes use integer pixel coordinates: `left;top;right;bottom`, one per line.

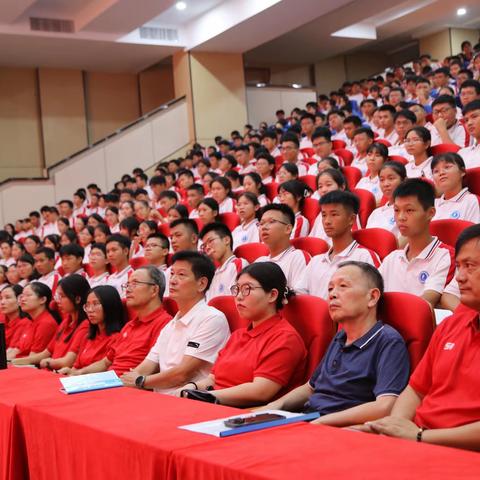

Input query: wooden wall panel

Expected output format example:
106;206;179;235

139;64;175;114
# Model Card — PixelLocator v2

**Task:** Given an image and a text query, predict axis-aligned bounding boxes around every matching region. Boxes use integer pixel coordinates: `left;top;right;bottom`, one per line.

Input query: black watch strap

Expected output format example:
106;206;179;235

135;375;146;389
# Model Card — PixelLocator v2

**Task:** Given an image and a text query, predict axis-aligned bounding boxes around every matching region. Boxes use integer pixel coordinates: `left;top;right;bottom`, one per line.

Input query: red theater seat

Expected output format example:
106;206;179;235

429;219;475;247
465;167;480;196
162;297;179;317
430;143;460;156
375;139;392;147
352;228;398;260
301;197;321;227
334;148;354;166
129;257;149;270
332;139;346;150
352;189;376;228
388;155;409;165
264;182;279;201
299;175;317;191
341;166;362;189
291;237;329;257
208;295;246;332
219;212;240;231
234;243;269;263
300;147;315;157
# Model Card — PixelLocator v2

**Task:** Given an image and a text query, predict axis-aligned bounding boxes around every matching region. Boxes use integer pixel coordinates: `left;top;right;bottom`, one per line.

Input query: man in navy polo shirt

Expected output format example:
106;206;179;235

262;261;409;427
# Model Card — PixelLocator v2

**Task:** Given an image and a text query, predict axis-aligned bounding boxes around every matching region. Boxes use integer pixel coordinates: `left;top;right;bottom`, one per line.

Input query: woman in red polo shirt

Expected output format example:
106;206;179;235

1;285;31;358
180;262;307;407
10;282;59;362
58;285;125;375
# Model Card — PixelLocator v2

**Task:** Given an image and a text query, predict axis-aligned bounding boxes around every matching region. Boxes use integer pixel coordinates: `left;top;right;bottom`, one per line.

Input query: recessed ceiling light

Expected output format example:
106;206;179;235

176;1;187;11
256;83;266;88
457;7;467;16
291;83;302;89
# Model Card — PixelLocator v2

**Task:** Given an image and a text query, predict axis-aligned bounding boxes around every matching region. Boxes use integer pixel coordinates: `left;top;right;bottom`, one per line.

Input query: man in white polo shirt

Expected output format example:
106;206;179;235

255;204;309;288
34;247;61;295
458;99;480;169
122;251;230;394
380;179;455;308
200;222;248;301
297;191;380;299
105;234;133;297
144;233;169;272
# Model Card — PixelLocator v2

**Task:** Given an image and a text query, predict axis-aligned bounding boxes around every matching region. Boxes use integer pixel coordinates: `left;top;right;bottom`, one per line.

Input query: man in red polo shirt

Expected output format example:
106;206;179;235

368;224;480;451
72;266;171;376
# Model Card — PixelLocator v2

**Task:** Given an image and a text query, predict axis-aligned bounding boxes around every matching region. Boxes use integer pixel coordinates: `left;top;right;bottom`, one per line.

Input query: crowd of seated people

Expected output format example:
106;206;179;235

1;44;480;452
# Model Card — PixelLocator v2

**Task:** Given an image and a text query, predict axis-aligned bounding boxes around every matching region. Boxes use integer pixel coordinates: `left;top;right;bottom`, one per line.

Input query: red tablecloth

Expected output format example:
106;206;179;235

2;367;480;480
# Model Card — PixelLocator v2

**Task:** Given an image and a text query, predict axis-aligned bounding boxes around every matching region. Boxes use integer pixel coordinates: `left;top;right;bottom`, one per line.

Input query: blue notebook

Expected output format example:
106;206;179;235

60;371;123;394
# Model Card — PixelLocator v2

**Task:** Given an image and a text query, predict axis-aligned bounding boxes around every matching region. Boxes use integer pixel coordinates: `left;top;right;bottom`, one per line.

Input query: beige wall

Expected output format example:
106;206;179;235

173;51;195;142
38;68;88;167
0;67;44;182
315;56;347;94
345;52;389;81
85;72;141;143
139;64;175;114
269;64;312;86
419;29;451;61
450;28;480;57
189;52;248;146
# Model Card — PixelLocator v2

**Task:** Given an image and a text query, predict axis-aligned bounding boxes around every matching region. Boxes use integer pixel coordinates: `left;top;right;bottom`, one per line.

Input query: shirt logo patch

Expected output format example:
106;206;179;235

443;342;455;350
389;217;395;225
219;284;225;293
187;341;200;348
450;210;461;219
241;235;248;242
419;271;429;284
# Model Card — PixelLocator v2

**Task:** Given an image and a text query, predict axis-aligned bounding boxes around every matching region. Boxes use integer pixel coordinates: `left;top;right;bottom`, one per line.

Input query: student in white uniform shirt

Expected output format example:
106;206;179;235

356;143;388;204
343;116;362;155
277;180;310;239
235;145;256;175
200;223;249;301
297;191;380;299
163;219;199;297
366;161;407;237
380;179;455;309
328;110;349;143
255;204;309;288
198;198;220;228
122;254;229;394
86;243;110;288
307;129;344;175
0;240;15;268
279;133;309;177
387;109;416;161
243;172;270;207
232;192;260;250
404;126;433;180
210;177;235;214
105;234;133;298
458;99;480;169
186;184;204;220
59;244;86;278
309;169;348;244
261;130;281;159
431;152;480;223
310;158;342;193
299;113;315;149
255;152;276;185
350;127;374;176
429;95;470;147
377;105;399;146
34;247;61;295
144;233;170;272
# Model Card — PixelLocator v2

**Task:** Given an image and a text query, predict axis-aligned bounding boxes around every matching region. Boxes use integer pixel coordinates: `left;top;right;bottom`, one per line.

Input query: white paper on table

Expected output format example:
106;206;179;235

179;410;303;437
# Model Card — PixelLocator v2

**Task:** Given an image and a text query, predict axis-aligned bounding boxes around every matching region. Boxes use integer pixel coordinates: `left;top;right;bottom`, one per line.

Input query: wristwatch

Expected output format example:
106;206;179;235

135;375;146;389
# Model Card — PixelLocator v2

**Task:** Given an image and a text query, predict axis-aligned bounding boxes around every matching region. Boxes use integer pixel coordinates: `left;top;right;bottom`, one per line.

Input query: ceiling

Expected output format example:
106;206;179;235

0;0;478;73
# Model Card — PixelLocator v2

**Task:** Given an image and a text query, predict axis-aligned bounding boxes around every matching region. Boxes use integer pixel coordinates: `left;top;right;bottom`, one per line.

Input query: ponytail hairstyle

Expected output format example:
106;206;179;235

278;179;312;209
28;281;62;324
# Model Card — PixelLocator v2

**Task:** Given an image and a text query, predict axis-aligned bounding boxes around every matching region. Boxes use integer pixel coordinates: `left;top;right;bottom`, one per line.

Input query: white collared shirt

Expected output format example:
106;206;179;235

307;153;344;175
366;203;399;236
87;271;110;288
380;130;399;146
433;188;480;223
189;208;200;219
355;175;382;202
106;265;133;298
255;246;309;288
218;197;235;214
36;270;61;293
232;220;260;250
351;154;368;176
206;255;248;302
430;120;469;147
457;143;480;169
405;156;433;180
261;176;274;185
146;299;230;394
300;137;313;149
291;212;310;239
296;240;380;299
380;237;454;296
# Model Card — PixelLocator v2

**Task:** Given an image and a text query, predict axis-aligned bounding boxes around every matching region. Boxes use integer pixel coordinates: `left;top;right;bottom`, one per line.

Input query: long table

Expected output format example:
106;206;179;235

1;368;480;480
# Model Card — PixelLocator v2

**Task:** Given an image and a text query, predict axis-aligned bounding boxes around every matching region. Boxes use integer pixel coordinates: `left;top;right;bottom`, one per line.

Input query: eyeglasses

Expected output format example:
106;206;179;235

83;302;102;312
201;236;221;250
281;146;297;151
145;243;166;250
404;138;423;144
121;281;157;291
230;284;264;297
259;219;289;229
432;107;453;115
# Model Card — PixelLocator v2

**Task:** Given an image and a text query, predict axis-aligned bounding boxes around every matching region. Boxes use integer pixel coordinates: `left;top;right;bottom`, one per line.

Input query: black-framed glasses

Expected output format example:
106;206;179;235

122;281;157;291
259;219;289;229
230;284;264;297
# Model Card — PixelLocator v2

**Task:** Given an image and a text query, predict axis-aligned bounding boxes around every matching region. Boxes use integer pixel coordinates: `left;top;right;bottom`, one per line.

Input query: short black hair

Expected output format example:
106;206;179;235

59;199;73;209
259;203;295;226
280;132;299;148
432;95;456;109
353;127;374;139
456;224;480;257
59;243;84;259
459;79;480;94
394;109;417;124
119;217;139;236
393;178;435;210
378;104;396;116
320;190;359;214
171;251;216;291
149;175;166;187
147;232;170;250
35;246;55;260
312;127;331;142
344;115;362;127
106;234;131;250
187;184;205;195
199;222;233;248
462;99;480;116
90;242;107;256
170;218;199;236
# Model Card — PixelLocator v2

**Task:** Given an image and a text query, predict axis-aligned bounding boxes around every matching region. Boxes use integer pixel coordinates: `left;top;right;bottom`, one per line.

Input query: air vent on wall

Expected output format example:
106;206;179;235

30;17;75;33
139;26;178;41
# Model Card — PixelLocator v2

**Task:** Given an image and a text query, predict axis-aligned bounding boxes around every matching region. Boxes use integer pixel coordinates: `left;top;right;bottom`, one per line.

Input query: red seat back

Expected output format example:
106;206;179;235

430;143;460;156
208;295;246;332
219;212;240;231
193;218;204;232
129;257;149;270
388;155;409;165
341;166;362;189
158;223;170;237
378;292;435;371
429;219;475;247
234;243;269;263
334;148;354;166
352;189;376;228
304;157;317;166
465;167;480;196
291;237;329;257
352;228;398;260
299;175;317;191
331;139;346;150
283;295;335;381
300;147;315;157
162;297;179;317
264;182;279;201
301;197;321;227
375;138;391;147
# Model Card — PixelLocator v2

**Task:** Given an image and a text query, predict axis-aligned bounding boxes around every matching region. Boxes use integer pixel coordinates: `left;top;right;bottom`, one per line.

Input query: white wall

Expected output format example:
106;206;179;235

0;99;190;225
246;87;316;126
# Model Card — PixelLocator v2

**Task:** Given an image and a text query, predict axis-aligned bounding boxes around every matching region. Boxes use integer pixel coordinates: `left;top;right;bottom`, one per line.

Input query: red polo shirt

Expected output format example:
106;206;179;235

1;314;31;349
410;304;480;429
212;314;306;394
74;331;120;369
47;317;89;359
17;310;58;356
107;306;172;375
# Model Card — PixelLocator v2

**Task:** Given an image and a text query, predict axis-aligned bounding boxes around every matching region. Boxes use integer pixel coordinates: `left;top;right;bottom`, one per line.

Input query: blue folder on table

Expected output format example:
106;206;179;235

60;371;123;394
